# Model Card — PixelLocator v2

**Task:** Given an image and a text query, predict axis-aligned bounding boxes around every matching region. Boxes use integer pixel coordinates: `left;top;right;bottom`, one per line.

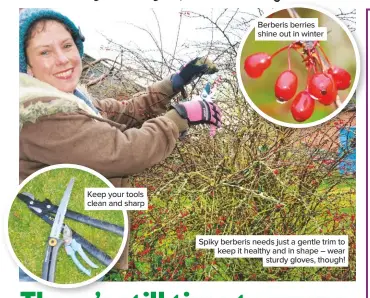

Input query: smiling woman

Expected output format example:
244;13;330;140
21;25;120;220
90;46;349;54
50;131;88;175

18;8;222;278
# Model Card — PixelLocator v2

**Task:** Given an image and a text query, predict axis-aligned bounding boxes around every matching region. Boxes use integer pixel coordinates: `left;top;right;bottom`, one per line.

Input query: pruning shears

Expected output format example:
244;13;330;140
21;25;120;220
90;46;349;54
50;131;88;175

200;77;220;137
17;178;124;282
63;225;98;276
41;177;75;282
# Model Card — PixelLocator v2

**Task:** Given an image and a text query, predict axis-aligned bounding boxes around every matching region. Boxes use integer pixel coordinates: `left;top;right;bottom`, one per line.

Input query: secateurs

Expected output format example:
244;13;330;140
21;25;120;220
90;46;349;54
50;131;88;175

63;224;98;276
17;178;124;282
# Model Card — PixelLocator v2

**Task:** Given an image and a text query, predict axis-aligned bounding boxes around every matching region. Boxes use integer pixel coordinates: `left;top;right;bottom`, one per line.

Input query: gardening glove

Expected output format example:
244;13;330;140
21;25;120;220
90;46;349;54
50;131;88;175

170;100;222;129
171;57;219;92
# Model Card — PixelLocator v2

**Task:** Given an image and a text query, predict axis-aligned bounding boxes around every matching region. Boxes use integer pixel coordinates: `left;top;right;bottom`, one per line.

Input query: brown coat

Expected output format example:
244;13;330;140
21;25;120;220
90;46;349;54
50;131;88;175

20;73;188;184
19;73;188;269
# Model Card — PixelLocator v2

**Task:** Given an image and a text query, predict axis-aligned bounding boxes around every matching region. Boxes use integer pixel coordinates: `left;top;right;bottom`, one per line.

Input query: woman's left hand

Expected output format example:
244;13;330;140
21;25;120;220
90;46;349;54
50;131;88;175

171;57;218;92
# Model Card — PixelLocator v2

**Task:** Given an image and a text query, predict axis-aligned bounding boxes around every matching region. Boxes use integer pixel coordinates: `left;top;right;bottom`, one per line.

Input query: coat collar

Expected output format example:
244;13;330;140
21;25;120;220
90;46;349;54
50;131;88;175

19;73;101;130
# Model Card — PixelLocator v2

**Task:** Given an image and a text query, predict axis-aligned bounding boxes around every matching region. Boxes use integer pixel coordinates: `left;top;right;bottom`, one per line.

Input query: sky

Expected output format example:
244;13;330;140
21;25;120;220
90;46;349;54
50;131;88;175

56;8;222;59
55;8;267;61
55;7;356;62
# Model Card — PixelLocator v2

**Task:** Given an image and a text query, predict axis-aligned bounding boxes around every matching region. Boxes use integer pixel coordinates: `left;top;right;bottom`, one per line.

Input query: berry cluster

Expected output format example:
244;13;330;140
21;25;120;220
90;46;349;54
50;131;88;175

244;41;352;122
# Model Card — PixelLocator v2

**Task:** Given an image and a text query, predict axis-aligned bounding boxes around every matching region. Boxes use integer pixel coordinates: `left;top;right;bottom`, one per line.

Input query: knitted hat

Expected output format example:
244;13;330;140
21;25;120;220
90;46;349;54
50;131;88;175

19;8;85;73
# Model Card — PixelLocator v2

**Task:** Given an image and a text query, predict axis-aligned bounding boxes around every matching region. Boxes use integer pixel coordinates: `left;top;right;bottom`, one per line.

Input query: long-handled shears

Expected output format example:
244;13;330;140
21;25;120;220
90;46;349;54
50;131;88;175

41;177;75;282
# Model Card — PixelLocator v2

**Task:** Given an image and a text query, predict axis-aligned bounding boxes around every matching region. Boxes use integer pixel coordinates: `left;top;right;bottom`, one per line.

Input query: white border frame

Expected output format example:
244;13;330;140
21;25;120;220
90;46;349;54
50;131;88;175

0;4;365;298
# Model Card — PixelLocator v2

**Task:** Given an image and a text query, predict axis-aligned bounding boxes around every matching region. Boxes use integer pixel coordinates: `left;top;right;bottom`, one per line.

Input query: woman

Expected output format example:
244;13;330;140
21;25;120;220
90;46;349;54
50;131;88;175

19;8;222;272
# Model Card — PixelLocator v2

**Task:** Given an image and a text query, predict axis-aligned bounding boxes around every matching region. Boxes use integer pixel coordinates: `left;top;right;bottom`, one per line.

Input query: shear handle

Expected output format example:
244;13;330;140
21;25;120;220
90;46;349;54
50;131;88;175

41;237;64;282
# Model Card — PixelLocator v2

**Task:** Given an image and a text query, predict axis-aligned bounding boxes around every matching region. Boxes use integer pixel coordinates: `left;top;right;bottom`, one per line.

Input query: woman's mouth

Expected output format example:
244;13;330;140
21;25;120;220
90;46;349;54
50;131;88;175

54;68;74;79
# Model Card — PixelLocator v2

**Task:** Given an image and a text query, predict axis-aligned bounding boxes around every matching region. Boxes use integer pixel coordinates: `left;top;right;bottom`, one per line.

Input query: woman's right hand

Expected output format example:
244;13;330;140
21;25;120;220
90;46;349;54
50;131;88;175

171;100;222;128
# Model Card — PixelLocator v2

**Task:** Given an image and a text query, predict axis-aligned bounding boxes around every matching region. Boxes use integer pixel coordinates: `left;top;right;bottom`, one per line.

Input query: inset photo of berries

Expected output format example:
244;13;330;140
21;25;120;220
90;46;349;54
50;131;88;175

237;7;359;127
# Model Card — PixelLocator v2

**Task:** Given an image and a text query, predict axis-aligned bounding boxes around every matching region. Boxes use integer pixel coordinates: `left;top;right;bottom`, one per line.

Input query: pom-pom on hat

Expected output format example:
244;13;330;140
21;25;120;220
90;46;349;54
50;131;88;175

19;8;85;73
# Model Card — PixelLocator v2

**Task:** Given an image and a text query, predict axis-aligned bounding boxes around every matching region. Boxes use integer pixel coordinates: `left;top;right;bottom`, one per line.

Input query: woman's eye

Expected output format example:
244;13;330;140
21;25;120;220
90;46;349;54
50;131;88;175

40;50;49;56
64;43;73;49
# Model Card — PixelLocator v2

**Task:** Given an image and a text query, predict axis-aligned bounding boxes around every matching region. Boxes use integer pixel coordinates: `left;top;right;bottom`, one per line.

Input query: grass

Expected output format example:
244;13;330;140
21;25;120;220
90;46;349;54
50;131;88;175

319;176;356;213
8;168;125;284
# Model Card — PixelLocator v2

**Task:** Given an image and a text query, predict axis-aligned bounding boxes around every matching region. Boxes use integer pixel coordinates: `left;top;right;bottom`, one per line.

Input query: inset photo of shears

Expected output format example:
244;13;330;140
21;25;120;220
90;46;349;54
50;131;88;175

8;170;126;285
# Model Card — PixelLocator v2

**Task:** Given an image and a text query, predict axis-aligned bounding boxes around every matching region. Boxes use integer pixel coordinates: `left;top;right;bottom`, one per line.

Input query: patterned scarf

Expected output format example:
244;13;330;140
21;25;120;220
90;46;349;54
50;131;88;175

73;89;100;115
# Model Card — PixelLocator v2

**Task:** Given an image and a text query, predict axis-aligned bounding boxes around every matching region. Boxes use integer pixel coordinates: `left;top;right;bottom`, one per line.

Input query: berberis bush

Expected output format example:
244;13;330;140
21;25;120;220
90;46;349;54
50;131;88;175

81;9;356;282
124;95;355;282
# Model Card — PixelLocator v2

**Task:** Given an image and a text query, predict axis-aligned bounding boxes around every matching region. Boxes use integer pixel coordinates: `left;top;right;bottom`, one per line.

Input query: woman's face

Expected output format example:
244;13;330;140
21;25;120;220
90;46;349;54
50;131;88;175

26;20;82;93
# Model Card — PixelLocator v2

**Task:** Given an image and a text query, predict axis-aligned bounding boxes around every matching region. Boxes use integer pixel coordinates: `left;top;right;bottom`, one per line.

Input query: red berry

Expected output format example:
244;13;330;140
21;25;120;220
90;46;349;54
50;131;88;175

291;91;315;122
308;73;337;105
244;52;271;78
275;70;298;102
328;66;351;90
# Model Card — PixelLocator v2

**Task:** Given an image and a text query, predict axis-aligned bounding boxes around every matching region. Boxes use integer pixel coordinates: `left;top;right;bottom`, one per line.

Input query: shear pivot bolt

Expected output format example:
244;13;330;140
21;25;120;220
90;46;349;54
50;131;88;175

49;238;57;246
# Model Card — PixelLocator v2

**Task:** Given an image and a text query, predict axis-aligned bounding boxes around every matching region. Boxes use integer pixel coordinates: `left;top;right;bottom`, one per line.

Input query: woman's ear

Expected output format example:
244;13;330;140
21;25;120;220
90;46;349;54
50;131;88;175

26;65;34;76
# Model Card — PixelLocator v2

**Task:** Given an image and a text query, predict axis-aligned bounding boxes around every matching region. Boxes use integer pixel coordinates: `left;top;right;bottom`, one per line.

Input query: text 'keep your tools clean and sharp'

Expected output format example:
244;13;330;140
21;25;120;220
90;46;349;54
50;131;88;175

85;188;148;211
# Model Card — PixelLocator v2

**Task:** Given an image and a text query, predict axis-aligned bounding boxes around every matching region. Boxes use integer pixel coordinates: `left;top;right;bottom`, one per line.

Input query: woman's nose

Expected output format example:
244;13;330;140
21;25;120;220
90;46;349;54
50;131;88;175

54;49;69;65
